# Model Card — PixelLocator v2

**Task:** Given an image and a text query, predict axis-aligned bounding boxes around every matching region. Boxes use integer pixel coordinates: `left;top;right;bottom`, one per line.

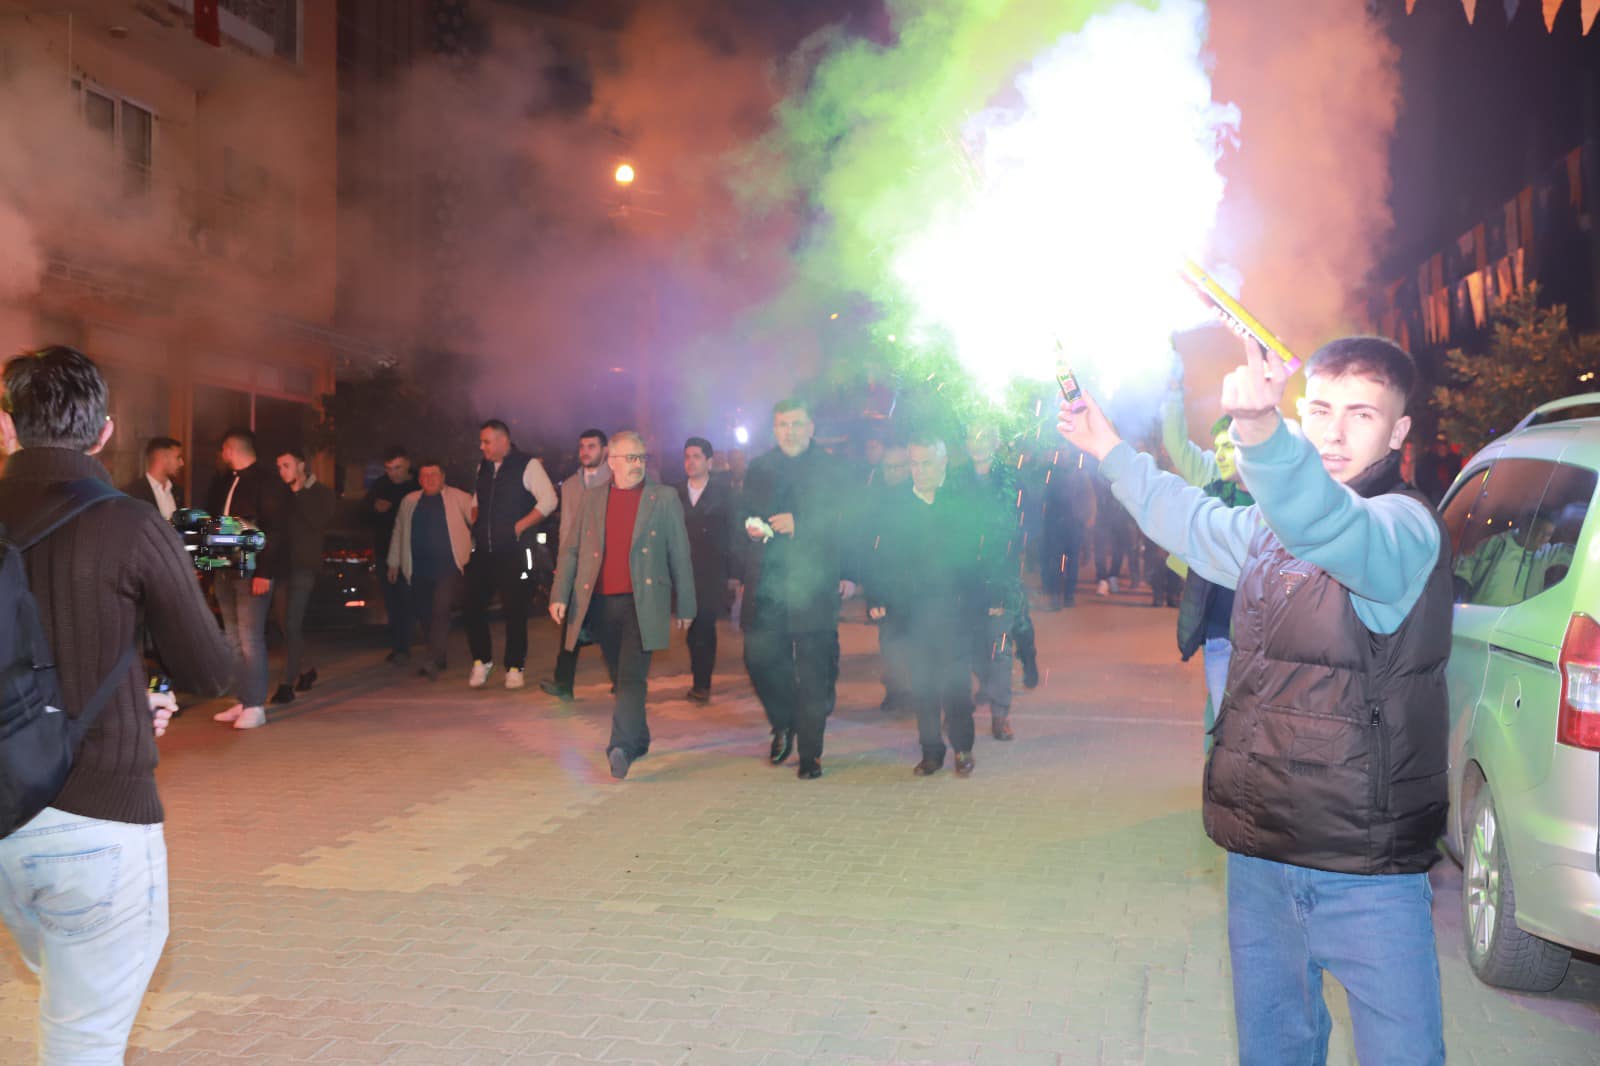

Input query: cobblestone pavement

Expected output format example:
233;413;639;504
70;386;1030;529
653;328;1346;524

1;589;1596;1064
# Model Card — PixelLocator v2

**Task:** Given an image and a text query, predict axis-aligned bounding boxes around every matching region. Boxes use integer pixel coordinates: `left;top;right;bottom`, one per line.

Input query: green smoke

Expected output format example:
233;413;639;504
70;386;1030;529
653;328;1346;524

741;0;1143;437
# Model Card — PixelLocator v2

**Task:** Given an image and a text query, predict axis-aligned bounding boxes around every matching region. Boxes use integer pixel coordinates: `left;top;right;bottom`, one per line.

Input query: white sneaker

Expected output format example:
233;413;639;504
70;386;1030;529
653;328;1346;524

1096;579;1110;597
1109;577;1120;594
504;668;526;690
213;703;244;723
233;706;267;730
469;661;493;688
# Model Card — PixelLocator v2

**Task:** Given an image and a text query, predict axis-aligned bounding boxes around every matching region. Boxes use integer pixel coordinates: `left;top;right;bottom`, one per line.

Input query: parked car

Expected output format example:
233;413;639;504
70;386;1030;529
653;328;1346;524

1438;392;1600;992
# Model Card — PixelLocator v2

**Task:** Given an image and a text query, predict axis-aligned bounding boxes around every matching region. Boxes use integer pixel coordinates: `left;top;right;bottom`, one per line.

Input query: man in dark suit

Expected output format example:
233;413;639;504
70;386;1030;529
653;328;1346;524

677;436;739;703
550;430;695;781
123;436;184;520
739;399;855;780
867;435;1000;777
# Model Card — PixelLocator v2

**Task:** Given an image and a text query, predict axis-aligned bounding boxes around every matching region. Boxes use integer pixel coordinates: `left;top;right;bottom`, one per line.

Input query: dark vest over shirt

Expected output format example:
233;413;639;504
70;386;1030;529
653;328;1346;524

1204;452;1453;875
473;448;536;554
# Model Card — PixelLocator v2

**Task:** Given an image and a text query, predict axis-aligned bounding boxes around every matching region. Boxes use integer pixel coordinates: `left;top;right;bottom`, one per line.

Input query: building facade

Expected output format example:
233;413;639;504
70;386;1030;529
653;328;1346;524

0;0;340;496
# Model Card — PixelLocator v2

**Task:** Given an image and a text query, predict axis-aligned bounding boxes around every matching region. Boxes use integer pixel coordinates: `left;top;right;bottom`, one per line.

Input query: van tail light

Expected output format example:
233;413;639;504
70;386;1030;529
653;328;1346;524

1557;613;1600;750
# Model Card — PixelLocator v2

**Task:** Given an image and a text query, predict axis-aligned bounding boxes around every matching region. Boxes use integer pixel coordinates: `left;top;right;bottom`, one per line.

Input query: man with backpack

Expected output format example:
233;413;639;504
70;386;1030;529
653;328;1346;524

0;346;236;1063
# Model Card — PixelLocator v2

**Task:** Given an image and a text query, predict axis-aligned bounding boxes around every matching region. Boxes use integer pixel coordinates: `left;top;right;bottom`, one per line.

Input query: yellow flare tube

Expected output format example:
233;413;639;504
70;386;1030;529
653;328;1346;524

1179;259;1301;374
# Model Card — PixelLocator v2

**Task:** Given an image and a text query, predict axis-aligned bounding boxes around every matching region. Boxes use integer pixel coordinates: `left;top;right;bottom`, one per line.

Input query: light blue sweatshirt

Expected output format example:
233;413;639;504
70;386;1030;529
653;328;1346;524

1099;417;1440;634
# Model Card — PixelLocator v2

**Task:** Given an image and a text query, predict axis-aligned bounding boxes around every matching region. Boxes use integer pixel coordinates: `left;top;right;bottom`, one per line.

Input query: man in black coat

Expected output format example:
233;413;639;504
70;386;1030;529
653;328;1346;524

677;436;739;702
205;428;288;730
363;446;419;663
868;435;1000;777
738;399;855;780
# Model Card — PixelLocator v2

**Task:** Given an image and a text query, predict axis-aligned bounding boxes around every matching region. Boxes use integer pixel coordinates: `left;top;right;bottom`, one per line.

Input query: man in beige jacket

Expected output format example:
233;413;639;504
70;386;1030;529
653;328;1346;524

388;461;475;680
551;431;695;779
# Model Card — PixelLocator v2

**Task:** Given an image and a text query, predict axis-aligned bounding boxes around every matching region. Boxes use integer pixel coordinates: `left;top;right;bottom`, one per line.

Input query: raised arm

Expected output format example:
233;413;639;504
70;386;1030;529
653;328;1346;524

1161;383;1221;489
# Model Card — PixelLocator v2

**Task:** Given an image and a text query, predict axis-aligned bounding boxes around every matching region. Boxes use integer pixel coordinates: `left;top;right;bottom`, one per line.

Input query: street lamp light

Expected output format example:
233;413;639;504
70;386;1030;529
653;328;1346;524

614;162;636;186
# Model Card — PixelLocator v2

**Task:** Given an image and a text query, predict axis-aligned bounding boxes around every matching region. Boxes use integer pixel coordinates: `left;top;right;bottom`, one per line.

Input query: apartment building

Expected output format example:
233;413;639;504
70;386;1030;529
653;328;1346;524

0;1;340;496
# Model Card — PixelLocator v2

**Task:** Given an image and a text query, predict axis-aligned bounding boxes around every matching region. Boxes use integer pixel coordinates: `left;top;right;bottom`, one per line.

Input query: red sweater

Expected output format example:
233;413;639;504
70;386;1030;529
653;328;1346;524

599;484;643;594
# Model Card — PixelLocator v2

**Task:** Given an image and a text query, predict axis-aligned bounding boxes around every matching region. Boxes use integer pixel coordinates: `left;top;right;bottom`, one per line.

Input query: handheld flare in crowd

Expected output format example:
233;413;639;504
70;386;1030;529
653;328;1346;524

1178;259;1301;374
1054;341;1088;413
171;508;266;574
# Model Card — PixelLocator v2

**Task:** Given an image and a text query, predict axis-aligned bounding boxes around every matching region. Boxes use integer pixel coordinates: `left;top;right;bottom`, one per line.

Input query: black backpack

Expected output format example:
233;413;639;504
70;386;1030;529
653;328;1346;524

0;479;138;837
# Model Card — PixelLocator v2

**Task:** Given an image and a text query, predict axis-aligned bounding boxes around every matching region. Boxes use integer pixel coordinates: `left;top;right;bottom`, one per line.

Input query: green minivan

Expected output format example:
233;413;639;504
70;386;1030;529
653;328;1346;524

1439;394;1600;992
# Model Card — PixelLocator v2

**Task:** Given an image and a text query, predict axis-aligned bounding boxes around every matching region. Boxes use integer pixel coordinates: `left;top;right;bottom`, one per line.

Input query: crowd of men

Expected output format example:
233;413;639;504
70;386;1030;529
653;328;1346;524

370;401;1079;783
0;329;1459;1064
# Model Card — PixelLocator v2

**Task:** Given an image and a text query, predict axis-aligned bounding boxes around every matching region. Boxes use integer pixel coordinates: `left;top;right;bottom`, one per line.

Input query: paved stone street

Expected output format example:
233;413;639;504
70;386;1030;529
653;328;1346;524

1;590;1596;1064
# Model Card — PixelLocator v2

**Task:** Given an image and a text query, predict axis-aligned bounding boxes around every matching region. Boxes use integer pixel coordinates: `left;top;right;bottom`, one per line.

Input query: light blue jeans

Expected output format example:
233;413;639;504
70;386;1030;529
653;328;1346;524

0;807;169;1064
1227;853;1445;1066
1202;636;1232;752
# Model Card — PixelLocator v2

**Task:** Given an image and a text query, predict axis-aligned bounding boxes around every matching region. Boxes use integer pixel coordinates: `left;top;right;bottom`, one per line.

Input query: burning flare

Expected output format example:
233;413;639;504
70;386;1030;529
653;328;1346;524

892;0;1238;398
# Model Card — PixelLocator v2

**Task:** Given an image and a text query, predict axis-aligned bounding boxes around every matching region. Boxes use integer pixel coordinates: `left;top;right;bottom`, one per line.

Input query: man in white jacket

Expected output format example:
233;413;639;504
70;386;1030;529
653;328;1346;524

387;461;475;680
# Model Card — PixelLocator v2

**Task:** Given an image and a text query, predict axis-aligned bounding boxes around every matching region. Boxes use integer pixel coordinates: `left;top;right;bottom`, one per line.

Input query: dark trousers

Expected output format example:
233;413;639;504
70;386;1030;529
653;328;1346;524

879;624;913;701
686;609;718;691
907;622;975;762
464;549;530;670
411;568;463;669
214;571;270;707
1041;522;1085;605
592;594;652;759
382;572;410;654
273;570;317;684
1011;597;1037;673
743;620;838;763
973;610;1013;718
552;643;581;690
1095;524;1129;582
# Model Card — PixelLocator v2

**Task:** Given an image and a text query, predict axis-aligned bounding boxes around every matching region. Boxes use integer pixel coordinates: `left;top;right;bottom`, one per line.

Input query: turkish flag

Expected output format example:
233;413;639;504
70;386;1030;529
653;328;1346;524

195;0;221;47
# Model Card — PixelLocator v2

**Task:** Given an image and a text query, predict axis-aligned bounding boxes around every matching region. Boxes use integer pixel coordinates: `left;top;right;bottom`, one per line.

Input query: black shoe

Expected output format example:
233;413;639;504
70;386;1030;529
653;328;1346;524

992;718;1014;741
295;669;317;692
769;731;795;765
913;757;943;777
1021;659;1039;690
539;679;575;702
385;651;407;665
418;665;440;682
270;684;295;705
954;752;975;777
797;759;823;780
607;748;631;780
610;682;617;695
686;687;710;704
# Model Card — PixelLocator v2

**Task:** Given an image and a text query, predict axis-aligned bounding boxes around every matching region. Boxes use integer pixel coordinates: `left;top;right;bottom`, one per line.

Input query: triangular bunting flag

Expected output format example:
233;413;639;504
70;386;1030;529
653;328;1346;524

1546;0;1565;30
1462;0;1479;21
1407;0;1419;12
1583;0;1599;31
1506;0;1521;19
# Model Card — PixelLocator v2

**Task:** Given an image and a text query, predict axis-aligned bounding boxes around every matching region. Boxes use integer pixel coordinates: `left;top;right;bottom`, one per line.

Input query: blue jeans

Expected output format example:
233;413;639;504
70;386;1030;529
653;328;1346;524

1202;637;1232;752
214;570;270;707
0;808;169;1064
1227;853;1444;1066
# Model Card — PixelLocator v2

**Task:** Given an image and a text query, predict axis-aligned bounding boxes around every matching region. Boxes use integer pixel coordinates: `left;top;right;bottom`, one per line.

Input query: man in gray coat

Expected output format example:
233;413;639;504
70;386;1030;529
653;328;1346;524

550;430;696;780
540;429;610;701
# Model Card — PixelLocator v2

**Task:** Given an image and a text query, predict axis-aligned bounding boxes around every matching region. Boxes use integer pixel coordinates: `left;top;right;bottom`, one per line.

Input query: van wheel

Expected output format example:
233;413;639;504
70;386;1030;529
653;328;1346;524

1464;783;1571;991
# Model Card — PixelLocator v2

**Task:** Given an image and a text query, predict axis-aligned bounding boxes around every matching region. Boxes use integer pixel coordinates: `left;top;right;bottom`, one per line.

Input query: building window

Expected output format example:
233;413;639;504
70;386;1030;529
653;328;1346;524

169;1;300;63
74;81;154;195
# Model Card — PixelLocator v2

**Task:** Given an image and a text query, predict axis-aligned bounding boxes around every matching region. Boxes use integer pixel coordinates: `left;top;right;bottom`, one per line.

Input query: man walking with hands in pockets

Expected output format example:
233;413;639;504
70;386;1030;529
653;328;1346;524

1058;337;1451;1066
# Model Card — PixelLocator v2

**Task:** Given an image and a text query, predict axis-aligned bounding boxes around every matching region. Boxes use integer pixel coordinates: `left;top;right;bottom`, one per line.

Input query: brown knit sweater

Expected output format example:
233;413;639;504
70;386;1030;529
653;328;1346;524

0;447;237;825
